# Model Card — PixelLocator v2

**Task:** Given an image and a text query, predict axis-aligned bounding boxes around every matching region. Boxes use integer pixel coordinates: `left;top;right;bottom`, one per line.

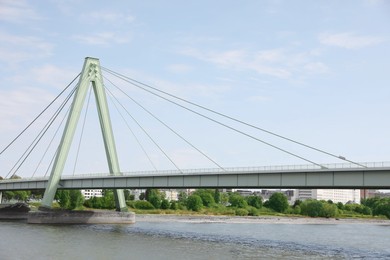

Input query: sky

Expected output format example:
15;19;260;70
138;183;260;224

1;0;390;178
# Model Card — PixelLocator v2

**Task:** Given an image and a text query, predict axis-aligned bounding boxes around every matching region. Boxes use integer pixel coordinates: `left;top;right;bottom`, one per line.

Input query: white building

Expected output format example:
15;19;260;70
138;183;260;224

81;189;103;200
296;189;360;204
163;190;179;201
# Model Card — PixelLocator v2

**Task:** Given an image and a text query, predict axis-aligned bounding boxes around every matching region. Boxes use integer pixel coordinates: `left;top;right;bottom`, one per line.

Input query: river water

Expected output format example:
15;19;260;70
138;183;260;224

0;218;389;259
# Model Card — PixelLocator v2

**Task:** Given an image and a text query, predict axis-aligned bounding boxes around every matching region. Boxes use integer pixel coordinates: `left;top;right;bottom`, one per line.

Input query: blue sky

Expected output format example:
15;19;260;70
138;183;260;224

1;0;390;177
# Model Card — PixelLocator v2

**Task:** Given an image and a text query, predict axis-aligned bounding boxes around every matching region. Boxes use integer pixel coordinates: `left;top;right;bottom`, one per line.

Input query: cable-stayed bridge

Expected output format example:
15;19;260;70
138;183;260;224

1;57;389;212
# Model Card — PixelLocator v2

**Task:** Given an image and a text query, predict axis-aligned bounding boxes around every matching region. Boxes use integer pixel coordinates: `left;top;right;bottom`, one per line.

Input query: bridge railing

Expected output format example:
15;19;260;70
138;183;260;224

1;161;390;182
60;161;390;179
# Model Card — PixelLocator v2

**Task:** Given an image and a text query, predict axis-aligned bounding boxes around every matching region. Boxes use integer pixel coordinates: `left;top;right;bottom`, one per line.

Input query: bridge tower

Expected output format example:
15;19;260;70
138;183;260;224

40;57;127;212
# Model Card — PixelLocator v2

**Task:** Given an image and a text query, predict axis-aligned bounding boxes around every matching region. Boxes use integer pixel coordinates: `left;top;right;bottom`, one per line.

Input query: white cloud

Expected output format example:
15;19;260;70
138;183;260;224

0;30;53;66
0;0;42;23
180;47;328;79
0;88;54;132
29;64;79;90
166;64;193;73
73;32;132;45
247;95;271;103
319;32;384;49
83;11;135;24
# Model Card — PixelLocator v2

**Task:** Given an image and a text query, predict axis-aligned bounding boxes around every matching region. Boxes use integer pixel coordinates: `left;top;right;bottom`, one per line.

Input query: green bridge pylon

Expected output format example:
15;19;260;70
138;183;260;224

40;57;127;212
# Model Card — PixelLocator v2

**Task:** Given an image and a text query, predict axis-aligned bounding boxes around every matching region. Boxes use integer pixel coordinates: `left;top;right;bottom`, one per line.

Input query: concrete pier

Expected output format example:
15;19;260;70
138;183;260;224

0;203;30;220
28;210;135;224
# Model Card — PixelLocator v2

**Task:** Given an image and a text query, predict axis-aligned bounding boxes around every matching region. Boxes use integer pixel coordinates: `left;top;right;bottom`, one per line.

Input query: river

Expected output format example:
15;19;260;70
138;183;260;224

0;216;389;259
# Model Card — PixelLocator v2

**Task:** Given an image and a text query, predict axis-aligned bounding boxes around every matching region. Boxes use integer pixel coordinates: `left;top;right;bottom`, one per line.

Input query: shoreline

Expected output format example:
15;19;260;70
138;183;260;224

136;214;390;225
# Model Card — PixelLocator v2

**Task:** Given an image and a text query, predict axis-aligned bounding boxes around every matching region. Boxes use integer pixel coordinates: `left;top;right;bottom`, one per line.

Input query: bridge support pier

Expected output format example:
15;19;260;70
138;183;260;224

40;57;127;212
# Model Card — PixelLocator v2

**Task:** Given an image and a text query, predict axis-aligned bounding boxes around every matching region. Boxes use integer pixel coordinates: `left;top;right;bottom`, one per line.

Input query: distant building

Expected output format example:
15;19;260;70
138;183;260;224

162;190;179;201
360;189;377;199
296;189;360;204
81;189;103;200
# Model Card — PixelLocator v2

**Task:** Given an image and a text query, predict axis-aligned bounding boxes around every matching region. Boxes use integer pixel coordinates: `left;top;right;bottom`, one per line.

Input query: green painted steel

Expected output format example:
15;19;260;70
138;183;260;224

2;167;390;191
40;57;127;211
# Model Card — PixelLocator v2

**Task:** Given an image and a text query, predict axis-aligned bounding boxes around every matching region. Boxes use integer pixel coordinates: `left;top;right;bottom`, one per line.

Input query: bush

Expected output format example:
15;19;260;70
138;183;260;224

301;200;338;218
134;200;155;210
320;203;338;218
170;201;179;210
235;208;249;216
301;200;323;217
149;196;162;209
293;205;301;214
161;199;170;209
246;195;262;209
193;190;215;207
126;200;136;208
187;195;203;211
229;193;248;208
247;206;259;216
267;193;289;213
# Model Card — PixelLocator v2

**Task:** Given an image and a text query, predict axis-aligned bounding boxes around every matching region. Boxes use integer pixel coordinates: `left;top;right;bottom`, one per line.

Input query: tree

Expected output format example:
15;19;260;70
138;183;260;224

161;199;170;209
69;190;84;209
301;199;323;217
149;195;162;209
124;189;132;201
372;198;390;219
320;203;338;218
187;195;203;211
56;190;70;209
214;189;221;204
193;189;215;207
267;192;289;213
170;201;178;210
246;195;262;209
55;190;84;210
178;191;188;203
219;192;229;205
228;193;247;208
146;189;162;209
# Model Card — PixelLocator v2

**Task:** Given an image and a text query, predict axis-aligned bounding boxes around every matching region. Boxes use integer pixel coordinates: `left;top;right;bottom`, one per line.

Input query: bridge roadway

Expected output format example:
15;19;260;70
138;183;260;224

1;162;390;191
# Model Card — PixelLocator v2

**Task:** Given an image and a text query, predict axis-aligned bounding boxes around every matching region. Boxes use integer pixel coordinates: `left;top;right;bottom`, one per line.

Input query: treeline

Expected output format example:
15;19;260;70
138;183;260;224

2;184;390;219
123;189;390;219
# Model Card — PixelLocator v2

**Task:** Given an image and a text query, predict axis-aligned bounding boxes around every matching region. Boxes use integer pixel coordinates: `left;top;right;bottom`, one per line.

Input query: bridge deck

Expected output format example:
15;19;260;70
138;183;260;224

1;165;390;190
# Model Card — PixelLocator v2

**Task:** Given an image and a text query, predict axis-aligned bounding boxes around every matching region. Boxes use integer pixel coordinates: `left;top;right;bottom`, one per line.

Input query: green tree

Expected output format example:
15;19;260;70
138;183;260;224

69;190;84;209
193;189;215;207
320;203;338;218
134;200;155;209
56;190;70;209
102;190;116;209
372;198;390;219
228;193;247;208
170;201;178;210
124;190;133;201
246;195;263;209
267;192;289;213
149;195;162;209
55;190;84;209
146;189;162;209
336;202;344;210
161;199;170;209
219;192;229;205
214;189;221;204
178;191;188;203
187;195;203;211
300;199;323;217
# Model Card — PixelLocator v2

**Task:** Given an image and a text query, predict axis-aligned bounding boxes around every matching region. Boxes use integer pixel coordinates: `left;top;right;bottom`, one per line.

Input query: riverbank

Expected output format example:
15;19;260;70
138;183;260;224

136;213;390;225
